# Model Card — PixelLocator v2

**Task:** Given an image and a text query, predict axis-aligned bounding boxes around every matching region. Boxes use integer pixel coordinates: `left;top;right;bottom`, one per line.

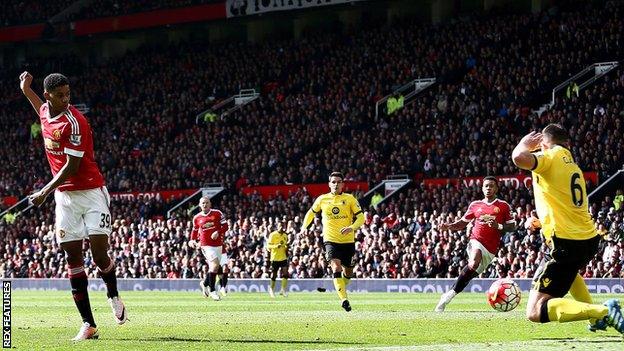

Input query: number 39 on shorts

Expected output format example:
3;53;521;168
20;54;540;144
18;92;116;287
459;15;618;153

99;213;111;229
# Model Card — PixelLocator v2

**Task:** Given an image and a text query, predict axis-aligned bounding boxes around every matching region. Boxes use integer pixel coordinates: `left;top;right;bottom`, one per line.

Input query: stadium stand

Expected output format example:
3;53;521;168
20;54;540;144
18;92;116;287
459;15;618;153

1;1;623;280
0;0;221;27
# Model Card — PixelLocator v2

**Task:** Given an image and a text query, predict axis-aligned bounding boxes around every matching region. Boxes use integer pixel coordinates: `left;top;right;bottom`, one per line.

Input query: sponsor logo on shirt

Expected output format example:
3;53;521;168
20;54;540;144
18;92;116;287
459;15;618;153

479;214;496;223
44;138;60;150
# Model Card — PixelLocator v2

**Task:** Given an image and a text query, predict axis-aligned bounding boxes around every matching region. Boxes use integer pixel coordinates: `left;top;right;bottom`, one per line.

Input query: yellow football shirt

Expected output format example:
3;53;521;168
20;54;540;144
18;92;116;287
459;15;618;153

309;193;363;244
267;230;288;262
531;145;596;241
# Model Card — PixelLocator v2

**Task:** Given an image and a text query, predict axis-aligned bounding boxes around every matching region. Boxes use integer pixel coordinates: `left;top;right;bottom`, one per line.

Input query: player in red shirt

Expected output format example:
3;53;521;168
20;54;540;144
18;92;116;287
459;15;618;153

189;197;228;300
435;176;516;312
20;72;127;340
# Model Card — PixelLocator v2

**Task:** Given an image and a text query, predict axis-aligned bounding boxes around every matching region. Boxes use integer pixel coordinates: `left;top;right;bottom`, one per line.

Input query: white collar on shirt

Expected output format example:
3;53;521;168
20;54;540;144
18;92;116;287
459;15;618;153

46;102;68;121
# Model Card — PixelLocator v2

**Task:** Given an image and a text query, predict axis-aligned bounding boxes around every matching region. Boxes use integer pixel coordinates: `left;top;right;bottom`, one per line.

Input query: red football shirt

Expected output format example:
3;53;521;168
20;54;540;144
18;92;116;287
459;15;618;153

39;103;105;192
462;198;513;254
191;209;228;247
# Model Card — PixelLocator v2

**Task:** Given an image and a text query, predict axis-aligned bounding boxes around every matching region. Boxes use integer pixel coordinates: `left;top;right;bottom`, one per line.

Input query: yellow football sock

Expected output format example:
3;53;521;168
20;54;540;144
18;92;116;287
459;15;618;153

547;298;608;323
270;279;276;290
568;274;596;324
333;277;347;301
342;272;351;287
569;274;592;303
281;278;288;291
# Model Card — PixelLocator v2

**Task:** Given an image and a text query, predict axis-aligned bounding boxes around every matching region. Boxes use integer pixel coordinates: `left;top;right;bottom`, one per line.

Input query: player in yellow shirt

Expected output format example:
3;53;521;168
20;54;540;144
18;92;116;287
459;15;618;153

512;123;623;334
267;221;289;298
302;172;365;311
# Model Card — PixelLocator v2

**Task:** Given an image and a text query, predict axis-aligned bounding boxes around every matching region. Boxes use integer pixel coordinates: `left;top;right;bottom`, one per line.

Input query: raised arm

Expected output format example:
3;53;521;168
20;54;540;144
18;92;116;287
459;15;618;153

512;131;542;170
19;71;44;114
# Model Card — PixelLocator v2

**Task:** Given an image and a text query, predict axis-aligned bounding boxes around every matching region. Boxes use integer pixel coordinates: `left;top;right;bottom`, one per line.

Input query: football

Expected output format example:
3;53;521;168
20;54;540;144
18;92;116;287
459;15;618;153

486;278;521;312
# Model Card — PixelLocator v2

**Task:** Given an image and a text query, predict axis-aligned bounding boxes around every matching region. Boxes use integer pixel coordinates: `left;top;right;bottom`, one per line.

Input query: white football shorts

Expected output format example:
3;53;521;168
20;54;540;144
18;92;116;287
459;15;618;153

201;245;223;263
54;186;112;243
467;239;496;274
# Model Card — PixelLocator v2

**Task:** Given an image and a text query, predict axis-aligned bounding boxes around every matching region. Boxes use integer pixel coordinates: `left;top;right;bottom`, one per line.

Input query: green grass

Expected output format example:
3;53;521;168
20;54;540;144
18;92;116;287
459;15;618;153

9;290;623;350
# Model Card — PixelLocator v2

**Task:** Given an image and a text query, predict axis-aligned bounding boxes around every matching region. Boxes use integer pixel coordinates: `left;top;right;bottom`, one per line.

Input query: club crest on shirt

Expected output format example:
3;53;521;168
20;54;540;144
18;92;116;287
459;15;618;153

52;129;62;140
542;278;551;288
493;207;500;213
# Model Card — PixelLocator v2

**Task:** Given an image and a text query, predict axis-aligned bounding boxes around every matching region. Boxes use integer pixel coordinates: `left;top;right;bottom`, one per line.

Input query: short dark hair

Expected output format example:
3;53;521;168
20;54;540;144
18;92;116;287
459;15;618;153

483;176;498;185
329;172;344;180
43;73;69;92
542;123;569;145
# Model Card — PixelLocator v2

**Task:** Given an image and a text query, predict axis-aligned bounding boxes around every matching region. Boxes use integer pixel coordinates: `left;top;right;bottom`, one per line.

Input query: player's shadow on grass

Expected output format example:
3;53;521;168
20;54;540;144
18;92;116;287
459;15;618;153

115;336;363;345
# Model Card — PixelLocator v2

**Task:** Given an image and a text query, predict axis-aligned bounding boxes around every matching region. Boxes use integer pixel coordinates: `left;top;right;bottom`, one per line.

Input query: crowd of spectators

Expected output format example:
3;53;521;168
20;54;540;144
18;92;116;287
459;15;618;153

1;2;623;280
2;2;622;201
0;0;220;27
68;0;221;21
2;183;622;280
0;1;69;27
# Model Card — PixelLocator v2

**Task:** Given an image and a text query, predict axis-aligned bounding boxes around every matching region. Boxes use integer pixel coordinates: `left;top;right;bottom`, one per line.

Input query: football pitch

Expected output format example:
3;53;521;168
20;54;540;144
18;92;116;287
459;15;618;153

9;290;623;350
